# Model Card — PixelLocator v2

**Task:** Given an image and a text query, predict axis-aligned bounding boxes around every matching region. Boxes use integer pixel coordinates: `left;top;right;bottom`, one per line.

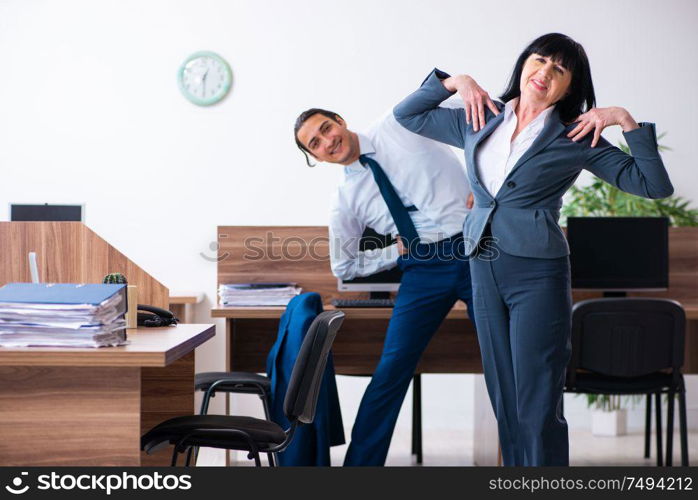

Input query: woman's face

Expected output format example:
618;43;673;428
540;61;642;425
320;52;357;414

519;53;572;108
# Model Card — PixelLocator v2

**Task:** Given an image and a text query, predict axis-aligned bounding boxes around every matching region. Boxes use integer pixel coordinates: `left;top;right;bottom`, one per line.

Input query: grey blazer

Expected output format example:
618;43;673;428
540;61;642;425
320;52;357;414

394;69;674;259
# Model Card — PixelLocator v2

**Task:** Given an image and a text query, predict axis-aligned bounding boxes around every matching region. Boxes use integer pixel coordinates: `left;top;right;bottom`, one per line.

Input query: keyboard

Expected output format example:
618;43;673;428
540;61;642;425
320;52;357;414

330;298;395;308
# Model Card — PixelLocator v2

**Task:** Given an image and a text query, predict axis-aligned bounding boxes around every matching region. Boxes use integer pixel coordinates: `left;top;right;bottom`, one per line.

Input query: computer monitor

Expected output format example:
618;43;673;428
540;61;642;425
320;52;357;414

567;216;669;294
10;203;84;222
337;227;402;296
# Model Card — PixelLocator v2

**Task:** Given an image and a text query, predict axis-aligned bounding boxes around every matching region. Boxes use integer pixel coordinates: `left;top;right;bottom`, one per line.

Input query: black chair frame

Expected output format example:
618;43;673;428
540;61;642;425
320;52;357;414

142;310;345;467
565;298;688;466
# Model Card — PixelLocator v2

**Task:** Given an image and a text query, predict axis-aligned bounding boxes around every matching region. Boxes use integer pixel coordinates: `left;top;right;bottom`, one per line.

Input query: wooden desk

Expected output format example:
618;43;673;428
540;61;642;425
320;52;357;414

0;324;215;466
212;302;480;375
212;303;698;375
214;225;698;373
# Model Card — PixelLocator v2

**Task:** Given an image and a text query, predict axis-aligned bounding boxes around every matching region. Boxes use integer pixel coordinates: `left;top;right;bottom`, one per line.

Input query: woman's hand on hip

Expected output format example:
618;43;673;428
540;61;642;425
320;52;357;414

567;107;640;147
442;74;499;132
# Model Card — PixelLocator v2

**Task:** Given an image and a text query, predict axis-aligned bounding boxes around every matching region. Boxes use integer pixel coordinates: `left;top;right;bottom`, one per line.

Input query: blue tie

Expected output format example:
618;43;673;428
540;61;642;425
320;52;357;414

359;154;420;248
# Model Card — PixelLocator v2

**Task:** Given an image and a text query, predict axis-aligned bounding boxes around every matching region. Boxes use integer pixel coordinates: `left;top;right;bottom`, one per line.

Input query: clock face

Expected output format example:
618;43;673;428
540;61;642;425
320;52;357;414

178;51;232;106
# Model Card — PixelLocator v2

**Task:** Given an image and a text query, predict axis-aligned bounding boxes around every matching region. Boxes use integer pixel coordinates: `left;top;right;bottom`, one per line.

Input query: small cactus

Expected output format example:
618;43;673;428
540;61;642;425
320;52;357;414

103;272;128;284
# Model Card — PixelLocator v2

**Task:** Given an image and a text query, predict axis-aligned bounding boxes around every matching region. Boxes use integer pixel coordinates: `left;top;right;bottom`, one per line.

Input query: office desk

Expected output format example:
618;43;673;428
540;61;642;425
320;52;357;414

0;324;215;466
212;303;481;374
215;225;698;374
211;303;698;375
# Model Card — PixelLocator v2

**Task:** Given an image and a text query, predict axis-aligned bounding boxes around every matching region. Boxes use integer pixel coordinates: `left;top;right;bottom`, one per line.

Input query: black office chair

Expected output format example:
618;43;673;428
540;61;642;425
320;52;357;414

564;298;688;466
192;371;274;465
141;310;345;466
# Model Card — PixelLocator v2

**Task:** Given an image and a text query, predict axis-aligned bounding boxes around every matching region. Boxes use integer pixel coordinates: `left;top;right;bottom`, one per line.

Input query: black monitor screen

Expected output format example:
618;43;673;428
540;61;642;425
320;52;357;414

10;204;82;222
567;217;668;290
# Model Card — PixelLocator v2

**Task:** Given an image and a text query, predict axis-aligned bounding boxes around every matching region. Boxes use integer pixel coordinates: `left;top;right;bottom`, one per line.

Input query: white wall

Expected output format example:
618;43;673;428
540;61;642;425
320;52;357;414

1;0;696;462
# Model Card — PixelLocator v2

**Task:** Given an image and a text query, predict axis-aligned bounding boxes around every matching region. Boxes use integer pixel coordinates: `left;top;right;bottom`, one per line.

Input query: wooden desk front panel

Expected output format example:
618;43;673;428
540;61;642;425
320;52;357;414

0;326;213;466
0;356;195;466
230;318;482;375
0;366;141;466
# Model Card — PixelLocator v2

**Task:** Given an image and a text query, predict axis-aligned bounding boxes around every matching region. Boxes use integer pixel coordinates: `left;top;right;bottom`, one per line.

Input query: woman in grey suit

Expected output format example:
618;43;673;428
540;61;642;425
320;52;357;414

394;33;673;466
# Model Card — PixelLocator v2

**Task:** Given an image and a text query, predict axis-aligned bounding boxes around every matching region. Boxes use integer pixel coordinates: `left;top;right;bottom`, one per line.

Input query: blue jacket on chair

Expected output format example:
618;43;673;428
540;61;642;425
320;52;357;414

266;292;345;466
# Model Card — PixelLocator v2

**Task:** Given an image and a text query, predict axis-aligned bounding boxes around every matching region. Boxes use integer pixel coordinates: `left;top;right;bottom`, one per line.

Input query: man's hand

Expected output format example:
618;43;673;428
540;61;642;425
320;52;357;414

395;236;408;255
466;192;474;209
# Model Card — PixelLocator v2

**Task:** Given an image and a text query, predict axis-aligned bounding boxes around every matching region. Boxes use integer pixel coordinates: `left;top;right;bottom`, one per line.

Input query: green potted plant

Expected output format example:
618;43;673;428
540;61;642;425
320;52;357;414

562;133;697;436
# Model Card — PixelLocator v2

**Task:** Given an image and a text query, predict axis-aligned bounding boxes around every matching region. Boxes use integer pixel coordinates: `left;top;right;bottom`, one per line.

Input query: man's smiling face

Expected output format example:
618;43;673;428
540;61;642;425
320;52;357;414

296;113;359;165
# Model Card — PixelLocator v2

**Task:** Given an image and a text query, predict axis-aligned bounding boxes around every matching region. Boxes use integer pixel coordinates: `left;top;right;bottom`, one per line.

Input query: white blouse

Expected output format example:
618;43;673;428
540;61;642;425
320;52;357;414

476;98;554;197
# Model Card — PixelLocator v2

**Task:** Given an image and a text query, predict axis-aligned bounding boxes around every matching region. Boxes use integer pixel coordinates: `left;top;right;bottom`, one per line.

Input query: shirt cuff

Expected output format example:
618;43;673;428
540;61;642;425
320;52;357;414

358;243;401;273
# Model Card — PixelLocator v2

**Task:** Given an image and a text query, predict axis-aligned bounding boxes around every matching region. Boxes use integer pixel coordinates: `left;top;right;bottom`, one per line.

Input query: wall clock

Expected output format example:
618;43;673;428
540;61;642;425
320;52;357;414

177;51;232;106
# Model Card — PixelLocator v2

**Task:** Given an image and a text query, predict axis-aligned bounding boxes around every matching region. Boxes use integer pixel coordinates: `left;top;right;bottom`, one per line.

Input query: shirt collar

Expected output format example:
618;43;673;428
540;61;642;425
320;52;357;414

344;133;375;174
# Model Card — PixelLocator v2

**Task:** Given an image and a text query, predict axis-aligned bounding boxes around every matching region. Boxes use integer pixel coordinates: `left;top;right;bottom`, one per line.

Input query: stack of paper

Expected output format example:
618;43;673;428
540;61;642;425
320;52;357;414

0;283;128;348
218;283;302;306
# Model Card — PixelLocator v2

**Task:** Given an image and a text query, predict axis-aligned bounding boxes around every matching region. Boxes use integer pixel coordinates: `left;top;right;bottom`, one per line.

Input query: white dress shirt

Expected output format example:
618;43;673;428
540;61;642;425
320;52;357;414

329;111;471;281
476;98;554;197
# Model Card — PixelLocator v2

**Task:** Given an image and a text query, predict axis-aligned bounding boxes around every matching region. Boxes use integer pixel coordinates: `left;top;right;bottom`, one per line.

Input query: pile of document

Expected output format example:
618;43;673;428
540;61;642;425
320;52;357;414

218;283;302;306
0;283;128;348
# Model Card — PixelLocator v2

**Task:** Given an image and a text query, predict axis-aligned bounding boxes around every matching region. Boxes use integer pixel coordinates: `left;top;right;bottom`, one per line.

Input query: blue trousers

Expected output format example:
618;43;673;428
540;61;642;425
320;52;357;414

344;236;475;466
470;238;572;466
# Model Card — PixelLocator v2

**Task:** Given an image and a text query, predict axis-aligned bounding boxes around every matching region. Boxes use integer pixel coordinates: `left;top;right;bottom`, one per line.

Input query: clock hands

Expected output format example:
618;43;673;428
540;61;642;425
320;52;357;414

201;68;209;98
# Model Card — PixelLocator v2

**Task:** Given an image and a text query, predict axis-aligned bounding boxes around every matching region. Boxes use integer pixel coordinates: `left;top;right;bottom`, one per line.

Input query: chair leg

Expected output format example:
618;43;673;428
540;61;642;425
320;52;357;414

666;389;675;466
200;388;215;415
184;446;195;467
171;446;180;466
247;450;262;467
412;374;423;465
260;394;277;467
679;389;689;466
189;390;216;466
655;392;663;466
645;393;652;459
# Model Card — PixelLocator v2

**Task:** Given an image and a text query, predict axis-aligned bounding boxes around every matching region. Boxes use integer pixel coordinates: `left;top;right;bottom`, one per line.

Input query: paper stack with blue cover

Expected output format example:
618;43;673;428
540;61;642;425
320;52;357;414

218;283;302;306
0;283;128;348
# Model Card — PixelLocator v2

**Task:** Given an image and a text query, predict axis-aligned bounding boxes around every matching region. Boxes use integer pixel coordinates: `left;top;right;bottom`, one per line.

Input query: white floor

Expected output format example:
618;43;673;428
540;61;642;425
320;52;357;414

198;428;696;466
196;374;698;466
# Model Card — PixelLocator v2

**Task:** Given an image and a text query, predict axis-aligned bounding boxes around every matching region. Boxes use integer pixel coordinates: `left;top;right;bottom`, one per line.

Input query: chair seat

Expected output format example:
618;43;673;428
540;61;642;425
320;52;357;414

567;372;680;394
195;371;270;395
141;415;286;454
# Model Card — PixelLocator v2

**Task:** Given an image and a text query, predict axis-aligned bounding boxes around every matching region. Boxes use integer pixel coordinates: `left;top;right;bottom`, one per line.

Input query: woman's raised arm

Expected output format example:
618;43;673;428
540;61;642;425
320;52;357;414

393;69;498;149
581;121;674;199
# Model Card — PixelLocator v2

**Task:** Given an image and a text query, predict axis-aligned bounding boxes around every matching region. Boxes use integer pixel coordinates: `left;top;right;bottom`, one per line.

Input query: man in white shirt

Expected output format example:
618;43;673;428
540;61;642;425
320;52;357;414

294;107;476;466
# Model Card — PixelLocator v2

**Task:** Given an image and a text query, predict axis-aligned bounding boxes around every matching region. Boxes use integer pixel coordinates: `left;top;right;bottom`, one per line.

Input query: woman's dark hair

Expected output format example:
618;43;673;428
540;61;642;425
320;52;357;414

294;108;343;167
500;33;595;123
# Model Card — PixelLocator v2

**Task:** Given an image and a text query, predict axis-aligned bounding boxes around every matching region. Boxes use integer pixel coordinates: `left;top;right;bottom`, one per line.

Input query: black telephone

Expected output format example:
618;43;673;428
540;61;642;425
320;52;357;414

137;304;179;327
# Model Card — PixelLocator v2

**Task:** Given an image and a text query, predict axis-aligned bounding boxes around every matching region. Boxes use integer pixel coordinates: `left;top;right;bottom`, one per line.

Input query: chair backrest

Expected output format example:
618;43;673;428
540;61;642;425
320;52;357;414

567;298;685;386
283;310;345;424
